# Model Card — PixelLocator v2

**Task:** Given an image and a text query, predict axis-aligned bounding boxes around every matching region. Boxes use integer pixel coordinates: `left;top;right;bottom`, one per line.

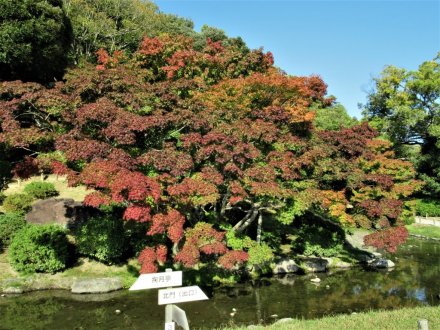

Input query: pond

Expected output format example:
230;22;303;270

0;237;439;329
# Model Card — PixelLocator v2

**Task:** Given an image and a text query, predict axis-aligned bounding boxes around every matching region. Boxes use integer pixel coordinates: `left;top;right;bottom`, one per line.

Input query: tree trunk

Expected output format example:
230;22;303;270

256;212;263;244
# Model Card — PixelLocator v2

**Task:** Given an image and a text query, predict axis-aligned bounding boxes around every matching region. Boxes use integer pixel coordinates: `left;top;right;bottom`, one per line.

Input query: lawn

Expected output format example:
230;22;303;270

406;224;440;239
0;249;139;291
222;305;440;330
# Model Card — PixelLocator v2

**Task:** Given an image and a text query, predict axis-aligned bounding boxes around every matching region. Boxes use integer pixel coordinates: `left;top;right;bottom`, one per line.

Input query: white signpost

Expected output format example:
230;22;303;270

130;268;208;330
158;286;209;305
129;271;182;290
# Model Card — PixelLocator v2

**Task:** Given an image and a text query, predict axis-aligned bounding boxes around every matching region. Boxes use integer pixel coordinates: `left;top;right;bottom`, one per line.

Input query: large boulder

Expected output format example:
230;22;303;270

369;258;395;269
302;258;328;273
272;258;300;274
25;198;87;230
71;278;123;294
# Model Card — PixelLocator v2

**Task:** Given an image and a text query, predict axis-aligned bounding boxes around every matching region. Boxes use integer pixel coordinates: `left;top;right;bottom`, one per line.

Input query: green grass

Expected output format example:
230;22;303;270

222;306;440;330
406;224;440;239
0;250;140;291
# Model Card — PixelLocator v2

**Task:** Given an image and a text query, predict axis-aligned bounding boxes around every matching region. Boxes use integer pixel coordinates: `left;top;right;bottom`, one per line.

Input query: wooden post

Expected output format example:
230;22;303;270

418;319;429;330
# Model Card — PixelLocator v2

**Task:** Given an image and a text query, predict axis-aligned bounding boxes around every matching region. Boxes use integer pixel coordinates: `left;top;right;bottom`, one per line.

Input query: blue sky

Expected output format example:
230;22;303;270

155;0;439;118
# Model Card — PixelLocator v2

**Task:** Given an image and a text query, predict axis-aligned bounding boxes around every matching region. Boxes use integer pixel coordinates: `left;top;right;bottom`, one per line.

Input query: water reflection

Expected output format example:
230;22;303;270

0;238;439;329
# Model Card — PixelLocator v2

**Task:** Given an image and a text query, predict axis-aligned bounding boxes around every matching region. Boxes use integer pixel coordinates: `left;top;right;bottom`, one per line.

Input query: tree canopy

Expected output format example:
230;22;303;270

0;0;72;82
0;31;421;273
363;53;440;197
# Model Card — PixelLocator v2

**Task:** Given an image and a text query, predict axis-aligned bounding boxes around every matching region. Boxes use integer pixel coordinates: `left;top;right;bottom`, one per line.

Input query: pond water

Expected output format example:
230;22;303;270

0;237;439;330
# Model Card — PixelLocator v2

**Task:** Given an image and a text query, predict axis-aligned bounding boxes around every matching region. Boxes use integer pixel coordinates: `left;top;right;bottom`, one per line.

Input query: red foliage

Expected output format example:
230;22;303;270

96;49;124;70
110;171;161;203
83;192;111;208
364;226;408;253
174;222;228;268
123;205;152;222
319;123;378;158
218;250;249;270
137;245;168;274
12;156;39;179
168;177;219;206
148;209;185;243
139;146;194;177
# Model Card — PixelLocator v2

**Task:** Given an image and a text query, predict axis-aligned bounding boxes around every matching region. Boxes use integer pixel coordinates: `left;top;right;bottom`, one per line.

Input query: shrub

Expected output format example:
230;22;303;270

292;223;345;257
2;193;34;213
75;215;126;264
23;182;59;199
247;242;274;266
8;224;69;273
415;199;440;217
0;213;27;247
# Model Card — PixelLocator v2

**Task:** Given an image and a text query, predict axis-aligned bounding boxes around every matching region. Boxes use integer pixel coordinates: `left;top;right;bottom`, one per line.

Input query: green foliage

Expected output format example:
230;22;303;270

225;230;254;250
23;182;59;199
74;214;126;264
415;198;440;217
363;53;440;197
292;223;346;257
314;104;358;131
0;0;71;82
64;0;196;61
2;193;34;213
0;212;27;247
8;224;70;273
247;242;274;266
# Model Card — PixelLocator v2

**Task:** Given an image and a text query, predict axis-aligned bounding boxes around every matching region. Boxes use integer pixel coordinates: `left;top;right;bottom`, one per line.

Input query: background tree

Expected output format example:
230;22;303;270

314;103;357;131
0;0;72;82
363;53;440;197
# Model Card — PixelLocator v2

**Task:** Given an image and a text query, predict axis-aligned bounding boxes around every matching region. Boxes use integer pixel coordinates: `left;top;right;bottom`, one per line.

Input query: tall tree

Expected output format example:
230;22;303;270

363;53;440;196
0;0;72;82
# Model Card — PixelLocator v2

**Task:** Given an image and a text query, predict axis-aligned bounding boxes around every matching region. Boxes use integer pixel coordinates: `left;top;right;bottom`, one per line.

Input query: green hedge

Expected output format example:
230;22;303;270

0;213;27;247
9;224;70;273
23;182;59;199
75;215;126;264
2;193;34;213
415;199;440;217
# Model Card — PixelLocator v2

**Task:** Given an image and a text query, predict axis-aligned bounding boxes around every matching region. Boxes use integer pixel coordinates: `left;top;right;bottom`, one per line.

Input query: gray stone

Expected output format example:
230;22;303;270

71;278;123;294
26;198;87;230
310;277;321;283
273;318;293;325
302;258;328;272
369;258;395;269
272;259;300;274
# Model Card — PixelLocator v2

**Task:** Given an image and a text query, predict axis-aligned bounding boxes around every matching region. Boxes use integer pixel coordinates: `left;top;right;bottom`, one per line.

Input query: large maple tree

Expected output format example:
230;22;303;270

0;34;420;273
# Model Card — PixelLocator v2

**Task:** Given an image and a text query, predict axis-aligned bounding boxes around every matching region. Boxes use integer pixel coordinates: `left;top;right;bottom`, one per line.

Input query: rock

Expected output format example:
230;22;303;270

369;258;395;268
270;314;278;318
302;258;328;273
310;277;321;283
26;198;87;230
273;318;293;325
115;310;122;315
3;287;24;294
272;258;300;274
71;278;123;294
247;325;259;329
